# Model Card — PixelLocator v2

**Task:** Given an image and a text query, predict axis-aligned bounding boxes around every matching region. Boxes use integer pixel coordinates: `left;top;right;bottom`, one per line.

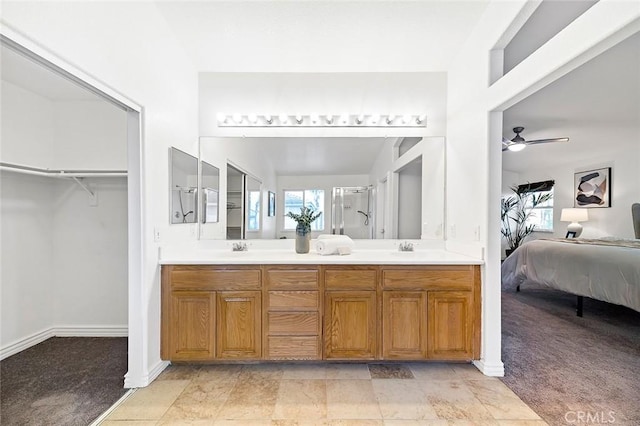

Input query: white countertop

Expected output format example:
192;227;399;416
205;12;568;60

159;243;483;265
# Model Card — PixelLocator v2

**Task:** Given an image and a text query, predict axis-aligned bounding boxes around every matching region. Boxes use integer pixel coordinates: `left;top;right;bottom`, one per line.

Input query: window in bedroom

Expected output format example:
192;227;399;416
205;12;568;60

518;180;554;232
283;189;325;231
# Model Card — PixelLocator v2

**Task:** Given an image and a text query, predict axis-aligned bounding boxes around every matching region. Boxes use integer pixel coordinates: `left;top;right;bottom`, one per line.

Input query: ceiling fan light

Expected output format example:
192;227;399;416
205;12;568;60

507;142;526;152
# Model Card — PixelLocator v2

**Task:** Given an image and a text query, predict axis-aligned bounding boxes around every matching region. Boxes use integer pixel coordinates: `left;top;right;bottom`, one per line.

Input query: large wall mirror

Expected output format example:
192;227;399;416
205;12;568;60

201;160;220;223
198;136;445;240
169;147;198;224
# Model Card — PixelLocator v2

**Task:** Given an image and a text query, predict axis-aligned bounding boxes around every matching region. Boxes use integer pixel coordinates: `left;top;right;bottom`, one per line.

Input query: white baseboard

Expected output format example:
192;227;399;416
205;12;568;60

0;325;128;361
124;359;170;388
473;359;505;376
54;325;128;337
0;328;54;360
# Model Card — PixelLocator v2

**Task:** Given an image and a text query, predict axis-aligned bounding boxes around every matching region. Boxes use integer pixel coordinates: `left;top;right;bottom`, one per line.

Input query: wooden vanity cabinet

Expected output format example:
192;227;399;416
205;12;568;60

264;266;321;360
381;265;479;361
324;266;378;360
161;265;262;361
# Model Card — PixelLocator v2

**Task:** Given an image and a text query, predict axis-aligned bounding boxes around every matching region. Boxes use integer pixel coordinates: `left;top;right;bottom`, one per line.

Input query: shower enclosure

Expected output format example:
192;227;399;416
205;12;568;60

331;186;375;239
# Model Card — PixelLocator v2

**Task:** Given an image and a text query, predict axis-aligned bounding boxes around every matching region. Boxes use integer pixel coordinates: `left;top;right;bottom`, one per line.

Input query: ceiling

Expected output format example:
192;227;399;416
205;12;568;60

242;137;389;176
154;0;490;72
0;45;102;102
502;31;640;173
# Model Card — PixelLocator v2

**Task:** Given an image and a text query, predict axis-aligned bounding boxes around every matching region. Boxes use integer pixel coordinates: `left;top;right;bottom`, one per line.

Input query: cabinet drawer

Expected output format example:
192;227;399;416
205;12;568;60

267;336;321;359
382;267;473;290
268;312;319;335
170;267;261;290
325;268;377;290
266;269;319;290
268;291;319;311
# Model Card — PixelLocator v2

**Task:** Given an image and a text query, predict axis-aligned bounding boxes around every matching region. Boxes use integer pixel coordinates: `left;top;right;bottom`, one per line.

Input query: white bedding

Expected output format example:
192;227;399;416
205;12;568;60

501;238;640;312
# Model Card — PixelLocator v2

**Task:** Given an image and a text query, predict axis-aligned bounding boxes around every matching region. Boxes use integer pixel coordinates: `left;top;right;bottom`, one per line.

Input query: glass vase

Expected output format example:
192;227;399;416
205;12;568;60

295;223;311;254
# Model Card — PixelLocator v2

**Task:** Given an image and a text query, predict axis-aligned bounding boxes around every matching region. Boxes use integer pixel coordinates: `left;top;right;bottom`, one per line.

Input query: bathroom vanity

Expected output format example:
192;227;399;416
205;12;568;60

160;248;482;363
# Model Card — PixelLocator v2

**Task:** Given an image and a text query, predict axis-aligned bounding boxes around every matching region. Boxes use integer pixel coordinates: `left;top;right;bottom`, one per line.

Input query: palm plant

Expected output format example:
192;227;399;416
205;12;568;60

501;186;552;254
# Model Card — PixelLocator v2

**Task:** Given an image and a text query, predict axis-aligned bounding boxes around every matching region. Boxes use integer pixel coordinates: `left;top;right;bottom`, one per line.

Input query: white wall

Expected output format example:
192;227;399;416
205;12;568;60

276;174;370;239
51;177;129;327
2;0;199;385
1;81;55;168
0;172;55;351
397;159;422;239
505;125;640;240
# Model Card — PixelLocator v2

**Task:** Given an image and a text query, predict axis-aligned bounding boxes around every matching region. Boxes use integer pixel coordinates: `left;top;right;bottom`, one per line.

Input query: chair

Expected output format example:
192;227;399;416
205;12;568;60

633;203;640;239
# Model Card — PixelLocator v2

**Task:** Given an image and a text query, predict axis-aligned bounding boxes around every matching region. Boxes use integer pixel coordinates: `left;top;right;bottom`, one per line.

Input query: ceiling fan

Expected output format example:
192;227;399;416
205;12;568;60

502;126;569;152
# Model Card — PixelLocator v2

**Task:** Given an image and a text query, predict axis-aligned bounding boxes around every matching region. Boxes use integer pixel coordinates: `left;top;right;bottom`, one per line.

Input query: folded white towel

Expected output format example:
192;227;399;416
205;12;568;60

318;234;353;240
315;238;355;256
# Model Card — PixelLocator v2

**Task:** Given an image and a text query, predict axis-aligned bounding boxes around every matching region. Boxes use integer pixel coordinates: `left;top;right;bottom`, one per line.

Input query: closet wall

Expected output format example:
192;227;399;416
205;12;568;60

1;79;128;357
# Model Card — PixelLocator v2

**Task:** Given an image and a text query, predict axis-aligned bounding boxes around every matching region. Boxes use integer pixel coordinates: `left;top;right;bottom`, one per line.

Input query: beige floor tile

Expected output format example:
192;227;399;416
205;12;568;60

420;380;493;421
100;422;159;426
194;364;245;382
326;379;382;420
372;379;438;420
325;363;371;380
271;421;331;426
238;363;285;381
281;363;328;379
216;376;280;420
407;363;457;381
383;421;499;426
496;421;549;426
449;364;493;380
160;376;238;421
107;380;190;420
327;421;384;425
213;421;273;425
466;380;541;421
273;379;327;420
158;420;215;425
156;364;201;381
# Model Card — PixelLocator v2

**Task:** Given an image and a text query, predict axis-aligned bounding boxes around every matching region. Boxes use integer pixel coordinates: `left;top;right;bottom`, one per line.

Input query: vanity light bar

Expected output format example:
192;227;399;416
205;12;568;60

216;113;427;127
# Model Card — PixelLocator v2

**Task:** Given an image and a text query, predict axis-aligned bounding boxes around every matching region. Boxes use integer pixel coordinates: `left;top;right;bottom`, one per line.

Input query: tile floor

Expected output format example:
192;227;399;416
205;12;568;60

100;363;547;425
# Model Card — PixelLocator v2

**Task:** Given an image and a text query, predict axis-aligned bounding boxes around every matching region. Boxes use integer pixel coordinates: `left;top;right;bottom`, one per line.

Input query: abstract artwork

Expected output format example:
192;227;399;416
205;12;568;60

574;167;611;208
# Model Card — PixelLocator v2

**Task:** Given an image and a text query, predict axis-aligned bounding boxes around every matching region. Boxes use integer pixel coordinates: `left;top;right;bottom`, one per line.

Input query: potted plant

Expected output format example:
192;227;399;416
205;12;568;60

501;186;552;257
286;206;322;254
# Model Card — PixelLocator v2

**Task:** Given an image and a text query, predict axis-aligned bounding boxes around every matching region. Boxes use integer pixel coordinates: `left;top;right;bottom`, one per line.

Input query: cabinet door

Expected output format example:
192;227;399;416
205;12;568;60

324;291;376;359
427;291;473;360
168;291;215;361
382;291;427;360
216;291;261;359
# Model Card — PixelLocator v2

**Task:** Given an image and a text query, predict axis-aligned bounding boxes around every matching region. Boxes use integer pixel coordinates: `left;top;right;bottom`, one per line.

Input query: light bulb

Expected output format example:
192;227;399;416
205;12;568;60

386;115;396;125
264;115;273;124
279;114;289;124
295;114;303;124
416;114;427;124
370;114;380;125
340;114;349;125
326;115;334;124
402;115;412;124
248;113;258;124
217;113;227;124
310;114;319;125
508;142;526;152
232;113;243;124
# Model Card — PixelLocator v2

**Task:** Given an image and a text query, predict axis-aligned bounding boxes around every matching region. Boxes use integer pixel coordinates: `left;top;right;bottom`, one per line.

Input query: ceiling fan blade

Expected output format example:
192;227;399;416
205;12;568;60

525;137;569;146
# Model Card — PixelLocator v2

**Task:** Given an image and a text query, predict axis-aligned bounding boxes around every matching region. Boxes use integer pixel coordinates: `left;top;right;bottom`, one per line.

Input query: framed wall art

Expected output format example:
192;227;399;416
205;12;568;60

268;191;276;216
574;167;611;208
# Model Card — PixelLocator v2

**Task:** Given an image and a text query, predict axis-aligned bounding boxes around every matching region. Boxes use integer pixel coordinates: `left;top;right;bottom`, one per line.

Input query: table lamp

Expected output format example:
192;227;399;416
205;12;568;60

560;208;588;237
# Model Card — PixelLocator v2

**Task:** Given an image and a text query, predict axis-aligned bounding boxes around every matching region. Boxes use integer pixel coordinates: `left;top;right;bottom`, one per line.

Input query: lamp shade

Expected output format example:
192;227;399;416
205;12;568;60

560;208;588;223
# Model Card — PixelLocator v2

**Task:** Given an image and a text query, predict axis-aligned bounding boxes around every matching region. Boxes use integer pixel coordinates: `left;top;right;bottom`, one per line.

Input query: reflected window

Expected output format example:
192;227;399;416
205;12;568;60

247;190;261;231
283;189;325;231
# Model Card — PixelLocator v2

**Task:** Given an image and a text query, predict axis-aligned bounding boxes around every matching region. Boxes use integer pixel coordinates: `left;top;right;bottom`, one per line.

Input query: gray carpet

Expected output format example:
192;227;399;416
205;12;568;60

0;337;128;426
501;285;640;426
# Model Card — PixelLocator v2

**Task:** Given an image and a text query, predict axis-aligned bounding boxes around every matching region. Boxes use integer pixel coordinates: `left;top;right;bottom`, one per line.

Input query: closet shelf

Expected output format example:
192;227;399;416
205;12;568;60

0;162;127;177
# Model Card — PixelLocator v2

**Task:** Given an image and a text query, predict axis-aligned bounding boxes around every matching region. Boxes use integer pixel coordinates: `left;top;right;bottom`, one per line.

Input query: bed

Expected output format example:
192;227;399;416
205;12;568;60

501;238;640;315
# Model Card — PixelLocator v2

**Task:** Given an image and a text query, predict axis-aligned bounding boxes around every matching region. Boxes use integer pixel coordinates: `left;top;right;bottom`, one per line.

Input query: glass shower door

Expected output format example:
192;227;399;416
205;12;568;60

331;186;374;239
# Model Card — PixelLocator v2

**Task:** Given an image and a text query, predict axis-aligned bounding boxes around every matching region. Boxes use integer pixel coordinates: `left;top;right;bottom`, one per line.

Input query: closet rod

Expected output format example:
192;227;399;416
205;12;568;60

0;162;127;177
